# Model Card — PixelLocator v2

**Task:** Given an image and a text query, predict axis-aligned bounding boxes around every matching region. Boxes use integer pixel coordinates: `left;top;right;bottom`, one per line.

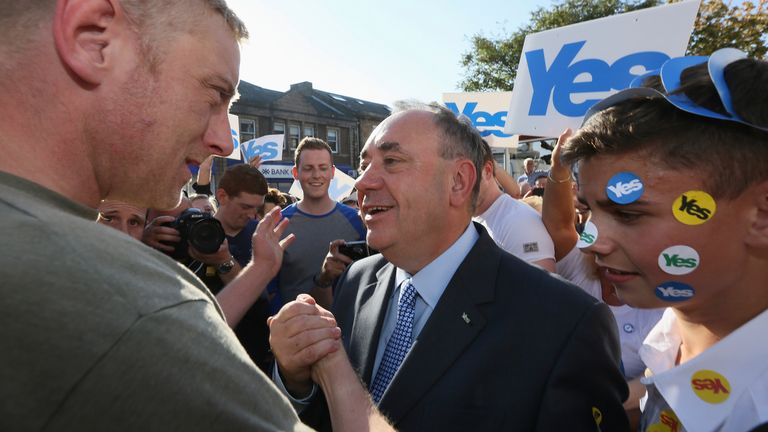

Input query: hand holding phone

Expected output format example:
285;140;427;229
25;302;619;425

338;240;377;261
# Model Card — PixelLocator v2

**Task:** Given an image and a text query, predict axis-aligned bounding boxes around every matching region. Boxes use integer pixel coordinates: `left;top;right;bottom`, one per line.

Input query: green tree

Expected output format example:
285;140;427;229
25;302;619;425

688;0;767;58
460;0;768;91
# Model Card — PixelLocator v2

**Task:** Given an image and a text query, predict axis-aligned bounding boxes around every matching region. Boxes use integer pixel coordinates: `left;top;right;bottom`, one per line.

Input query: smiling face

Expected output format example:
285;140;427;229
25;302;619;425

99;11;240;210
577;151;754;311
356;111;463;272
293;148;335;202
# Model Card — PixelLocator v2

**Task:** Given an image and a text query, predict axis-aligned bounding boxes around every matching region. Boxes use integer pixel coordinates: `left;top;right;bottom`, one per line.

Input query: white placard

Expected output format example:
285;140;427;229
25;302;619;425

442;92;519;148
241;134;285;162
504;1;699;137
225;114;241;159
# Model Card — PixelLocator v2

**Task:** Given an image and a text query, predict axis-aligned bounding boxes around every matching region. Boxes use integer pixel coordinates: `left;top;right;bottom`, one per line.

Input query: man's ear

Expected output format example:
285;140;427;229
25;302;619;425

746;180;768;250
53;0;121;86
449;159;477;209
482;160;494;181
291;166;298;179
215;189;229;206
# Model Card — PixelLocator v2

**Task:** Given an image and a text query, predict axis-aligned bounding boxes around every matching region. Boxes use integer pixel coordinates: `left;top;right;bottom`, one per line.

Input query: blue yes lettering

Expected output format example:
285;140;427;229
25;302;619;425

231;128;240;150
444;102;512;138
243;140;279;160
655;281;695;302
526;41;669;117
606;172;644;205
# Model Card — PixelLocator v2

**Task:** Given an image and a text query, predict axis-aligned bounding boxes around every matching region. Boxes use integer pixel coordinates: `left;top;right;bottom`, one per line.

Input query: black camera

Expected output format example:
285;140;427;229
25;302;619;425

338;240;378;261
162;208;225;260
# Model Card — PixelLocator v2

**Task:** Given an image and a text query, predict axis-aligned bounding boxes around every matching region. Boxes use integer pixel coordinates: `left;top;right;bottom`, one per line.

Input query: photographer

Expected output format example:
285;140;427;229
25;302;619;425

145;165;275;371
145;166;268;290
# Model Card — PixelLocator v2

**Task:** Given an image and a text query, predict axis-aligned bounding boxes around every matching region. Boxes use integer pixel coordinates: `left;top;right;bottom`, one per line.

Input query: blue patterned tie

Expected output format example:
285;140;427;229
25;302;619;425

370;279;417;403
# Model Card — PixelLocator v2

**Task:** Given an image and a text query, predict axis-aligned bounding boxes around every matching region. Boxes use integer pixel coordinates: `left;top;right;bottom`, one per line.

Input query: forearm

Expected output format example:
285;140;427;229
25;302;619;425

624;377;646;410
314;350;395;432
196;159;213;186
541;167;578;260
494;163;521;198
216;262;275;327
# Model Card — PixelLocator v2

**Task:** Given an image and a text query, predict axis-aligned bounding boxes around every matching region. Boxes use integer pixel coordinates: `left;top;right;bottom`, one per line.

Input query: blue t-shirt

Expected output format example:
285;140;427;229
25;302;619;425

266;202;365;313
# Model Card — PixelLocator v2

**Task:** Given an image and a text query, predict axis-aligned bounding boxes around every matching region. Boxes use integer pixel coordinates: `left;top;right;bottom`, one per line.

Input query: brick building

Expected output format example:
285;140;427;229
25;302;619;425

219;80;390;191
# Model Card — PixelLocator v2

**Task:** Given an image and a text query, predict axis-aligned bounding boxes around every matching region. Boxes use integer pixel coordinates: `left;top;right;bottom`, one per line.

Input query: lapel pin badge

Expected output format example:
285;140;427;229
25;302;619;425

461;312;471;324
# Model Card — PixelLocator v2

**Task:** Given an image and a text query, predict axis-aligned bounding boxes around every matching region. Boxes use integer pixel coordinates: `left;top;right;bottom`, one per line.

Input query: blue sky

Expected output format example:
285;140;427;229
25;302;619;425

227;0;550;106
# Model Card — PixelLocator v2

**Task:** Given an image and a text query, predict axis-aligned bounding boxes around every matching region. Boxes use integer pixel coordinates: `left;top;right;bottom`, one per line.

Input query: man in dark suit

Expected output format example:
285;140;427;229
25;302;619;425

269;104;629;431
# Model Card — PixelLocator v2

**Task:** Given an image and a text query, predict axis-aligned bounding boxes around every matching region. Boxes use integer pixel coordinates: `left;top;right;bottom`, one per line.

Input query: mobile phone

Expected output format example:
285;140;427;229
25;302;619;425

338;240;377;261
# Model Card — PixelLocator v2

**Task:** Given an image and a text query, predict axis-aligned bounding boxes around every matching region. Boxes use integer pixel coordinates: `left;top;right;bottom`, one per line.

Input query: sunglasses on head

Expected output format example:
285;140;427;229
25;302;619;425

583;47;768;133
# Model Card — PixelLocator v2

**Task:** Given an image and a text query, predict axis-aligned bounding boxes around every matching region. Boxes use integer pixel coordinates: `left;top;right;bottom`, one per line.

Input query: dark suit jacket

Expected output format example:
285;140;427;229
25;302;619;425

302;223;629;431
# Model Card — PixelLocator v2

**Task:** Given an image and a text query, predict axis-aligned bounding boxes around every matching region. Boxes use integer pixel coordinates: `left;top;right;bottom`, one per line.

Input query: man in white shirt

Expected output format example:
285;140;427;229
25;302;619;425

474;141;556;272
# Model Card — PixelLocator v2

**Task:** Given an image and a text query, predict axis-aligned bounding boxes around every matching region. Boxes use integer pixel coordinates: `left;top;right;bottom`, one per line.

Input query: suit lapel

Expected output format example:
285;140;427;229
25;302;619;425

349;263;397;385
378;227;501;423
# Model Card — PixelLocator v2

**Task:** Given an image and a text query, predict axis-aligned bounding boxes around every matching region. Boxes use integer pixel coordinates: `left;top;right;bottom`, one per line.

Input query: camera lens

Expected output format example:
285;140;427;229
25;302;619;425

188;219;225;254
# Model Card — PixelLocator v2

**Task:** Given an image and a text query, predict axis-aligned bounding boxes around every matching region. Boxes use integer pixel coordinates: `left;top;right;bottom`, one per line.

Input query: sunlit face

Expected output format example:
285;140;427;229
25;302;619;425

98;12;240;210
191;197;215;214
525;160;535;173
97;200;147;241
293;149;335;201
577;152;752;310
217;191;264;231
356;111;455;271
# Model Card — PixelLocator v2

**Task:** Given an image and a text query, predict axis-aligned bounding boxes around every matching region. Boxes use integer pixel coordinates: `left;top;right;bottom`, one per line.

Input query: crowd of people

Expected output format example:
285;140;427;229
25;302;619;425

2;1;767;431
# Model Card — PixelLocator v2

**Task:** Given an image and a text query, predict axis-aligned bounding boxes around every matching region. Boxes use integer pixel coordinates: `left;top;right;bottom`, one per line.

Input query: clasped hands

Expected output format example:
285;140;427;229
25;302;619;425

268;294;345;398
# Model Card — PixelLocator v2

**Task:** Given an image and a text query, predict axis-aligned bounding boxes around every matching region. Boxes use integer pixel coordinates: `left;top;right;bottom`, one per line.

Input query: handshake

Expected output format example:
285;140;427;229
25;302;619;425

268;294;346;397
268;295;394;432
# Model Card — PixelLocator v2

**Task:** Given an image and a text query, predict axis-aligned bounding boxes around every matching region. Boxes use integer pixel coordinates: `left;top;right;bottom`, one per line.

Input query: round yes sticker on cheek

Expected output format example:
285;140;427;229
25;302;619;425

576;220;598;249
655;281;695;302
658;245;700;275
673;190;716;225
606;172;644;204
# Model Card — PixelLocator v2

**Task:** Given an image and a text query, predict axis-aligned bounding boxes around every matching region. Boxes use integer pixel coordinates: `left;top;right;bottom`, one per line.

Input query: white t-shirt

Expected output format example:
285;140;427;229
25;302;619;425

556;246;664;379
473;194;554;264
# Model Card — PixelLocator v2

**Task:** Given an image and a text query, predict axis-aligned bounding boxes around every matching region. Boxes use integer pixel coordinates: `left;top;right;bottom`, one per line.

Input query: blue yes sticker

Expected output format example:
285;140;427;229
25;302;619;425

655;281;695;302
606;172;644;204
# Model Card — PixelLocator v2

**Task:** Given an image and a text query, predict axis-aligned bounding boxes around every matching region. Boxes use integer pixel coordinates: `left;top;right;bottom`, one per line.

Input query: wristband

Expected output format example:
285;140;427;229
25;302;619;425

548;171;572;184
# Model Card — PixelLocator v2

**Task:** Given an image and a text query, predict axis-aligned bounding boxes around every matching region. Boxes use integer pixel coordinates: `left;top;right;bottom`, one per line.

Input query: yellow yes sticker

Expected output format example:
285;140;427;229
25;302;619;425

672;191;716;225
646;409;681;432
591;406;602;425
691;370;731;404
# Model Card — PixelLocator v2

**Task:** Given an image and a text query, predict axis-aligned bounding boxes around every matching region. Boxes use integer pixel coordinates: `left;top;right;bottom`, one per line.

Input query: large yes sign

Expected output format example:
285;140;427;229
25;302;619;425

526;41;669;117
504;0;700;137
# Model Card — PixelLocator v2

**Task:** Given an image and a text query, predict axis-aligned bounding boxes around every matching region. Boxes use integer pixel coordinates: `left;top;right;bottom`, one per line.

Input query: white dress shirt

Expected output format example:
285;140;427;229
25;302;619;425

639;307;768;431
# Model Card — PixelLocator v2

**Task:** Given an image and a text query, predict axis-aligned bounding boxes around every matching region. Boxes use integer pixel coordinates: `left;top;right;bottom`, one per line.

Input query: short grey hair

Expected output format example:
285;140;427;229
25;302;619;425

120;0;248;72
392;101;486;212
0;0;248;73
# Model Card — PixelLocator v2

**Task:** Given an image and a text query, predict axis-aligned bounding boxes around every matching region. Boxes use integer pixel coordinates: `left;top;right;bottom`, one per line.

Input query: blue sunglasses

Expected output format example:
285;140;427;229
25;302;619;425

583;48;768;133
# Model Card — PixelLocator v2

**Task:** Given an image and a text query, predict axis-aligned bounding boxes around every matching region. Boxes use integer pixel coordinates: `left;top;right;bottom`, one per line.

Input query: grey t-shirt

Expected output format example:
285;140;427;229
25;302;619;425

276;203;365;304
0;172;311;431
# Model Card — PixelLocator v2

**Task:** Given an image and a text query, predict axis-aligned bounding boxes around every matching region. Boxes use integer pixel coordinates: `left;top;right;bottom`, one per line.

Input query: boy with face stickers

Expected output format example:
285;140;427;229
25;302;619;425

560;49;768;431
